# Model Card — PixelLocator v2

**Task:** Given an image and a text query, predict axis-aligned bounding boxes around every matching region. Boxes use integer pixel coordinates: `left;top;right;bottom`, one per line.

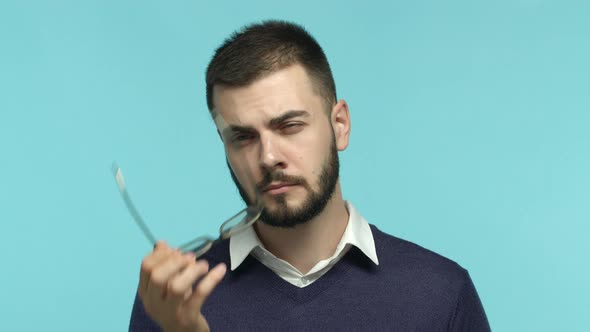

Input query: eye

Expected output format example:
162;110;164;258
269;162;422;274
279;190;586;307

234;134;250;141
233;133;253;141
280;122;304;134
229;133;256;147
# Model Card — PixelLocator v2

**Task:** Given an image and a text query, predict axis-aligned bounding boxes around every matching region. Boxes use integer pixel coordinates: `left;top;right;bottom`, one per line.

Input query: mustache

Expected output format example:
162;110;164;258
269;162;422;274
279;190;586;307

256;171;309;191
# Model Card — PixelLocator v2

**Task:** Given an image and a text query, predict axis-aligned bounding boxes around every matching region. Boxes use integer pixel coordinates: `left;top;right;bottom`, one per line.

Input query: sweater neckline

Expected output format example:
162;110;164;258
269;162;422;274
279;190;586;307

236;245;371;303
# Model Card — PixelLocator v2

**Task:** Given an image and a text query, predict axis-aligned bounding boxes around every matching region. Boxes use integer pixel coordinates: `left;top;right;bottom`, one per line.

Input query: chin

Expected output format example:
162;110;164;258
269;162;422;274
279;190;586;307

265;193;305;209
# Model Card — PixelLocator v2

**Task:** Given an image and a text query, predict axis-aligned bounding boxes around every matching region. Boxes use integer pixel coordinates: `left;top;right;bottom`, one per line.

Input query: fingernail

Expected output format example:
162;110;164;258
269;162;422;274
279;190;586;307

197;259;210;270
216;263;227;274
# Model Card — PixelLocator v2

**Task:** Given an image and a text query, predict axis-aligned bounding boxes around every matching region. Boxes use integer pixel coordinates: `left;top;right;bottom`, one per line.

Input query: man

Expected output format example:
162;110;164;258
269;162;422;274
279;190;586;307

129;20;490;331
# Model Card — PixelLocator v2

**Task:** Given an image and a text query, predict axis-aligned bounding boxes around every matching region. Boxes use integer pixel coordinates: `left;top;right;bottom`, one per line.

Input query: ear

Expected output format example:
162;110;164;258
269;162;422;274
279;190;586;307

330;99;351;151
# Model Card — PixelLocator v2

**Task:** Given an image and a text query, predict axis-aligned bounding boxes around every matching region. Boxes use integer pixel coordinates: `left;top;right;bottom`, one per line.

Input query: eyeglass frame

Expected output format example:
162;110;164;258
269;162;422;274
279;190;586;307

112;162;263;258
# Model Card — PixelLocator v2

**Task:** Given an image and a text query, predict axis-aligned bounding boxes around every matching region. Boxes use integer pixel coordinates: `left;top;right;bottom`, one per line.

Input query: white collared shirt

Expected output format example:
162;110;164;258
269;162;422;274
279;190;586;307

229;201;379;288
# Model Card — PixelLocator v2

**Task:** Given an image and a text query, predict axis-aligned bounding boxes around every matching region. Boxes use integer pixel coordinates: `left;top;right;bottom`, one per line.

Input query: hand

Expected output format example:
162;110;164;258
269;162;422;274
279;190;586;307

138;241;227;332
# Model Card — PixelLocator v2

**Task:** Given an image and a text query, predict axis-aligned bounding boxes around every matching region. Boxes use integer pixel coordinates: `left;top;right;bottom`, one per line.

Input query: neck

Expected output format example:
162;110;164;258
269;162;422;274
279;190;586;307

253;183;349;274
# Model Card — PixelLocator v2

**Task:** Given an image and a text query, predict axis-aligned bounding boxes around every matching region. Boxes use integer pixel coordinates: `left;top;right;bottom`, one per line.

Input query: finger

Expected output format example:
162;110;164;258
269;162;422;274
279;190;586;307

139;241;173;297
145;250;190;304
186;262;227;309
167;258;209;308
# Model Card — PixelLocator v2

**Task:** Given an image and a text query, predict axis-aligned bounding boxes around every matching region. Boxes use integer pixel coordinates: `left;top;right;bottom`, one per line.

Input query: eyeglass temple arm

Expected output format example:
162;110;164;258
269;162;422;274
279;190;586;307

113;164;158;246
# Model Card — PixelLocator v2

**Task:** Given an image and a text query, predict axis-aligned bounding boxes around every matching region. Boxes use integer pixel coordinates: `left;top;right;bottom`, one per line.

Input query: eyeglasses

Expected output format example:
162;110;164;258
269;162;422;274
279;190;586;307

112;162;263;257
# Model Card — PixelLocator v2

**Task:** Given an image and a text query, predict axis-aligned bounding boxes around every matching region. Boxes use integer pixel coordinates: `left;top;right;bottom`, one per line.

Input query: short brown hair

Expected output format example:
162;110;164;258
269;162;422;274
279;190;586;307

206;20;337;114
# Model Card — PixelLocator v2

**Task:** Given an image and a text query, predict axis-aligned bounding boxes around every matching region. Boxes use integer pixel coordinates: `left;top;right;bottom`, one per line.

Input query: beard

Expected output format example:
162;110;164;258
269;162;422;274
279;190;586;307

227;138;340;228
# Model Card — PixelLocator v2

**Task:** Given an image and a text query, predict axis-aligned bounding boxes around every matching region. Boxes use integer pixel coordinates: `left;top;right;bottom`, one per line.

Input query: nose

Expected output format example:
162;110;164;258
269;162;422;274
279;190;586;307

259;134;286;171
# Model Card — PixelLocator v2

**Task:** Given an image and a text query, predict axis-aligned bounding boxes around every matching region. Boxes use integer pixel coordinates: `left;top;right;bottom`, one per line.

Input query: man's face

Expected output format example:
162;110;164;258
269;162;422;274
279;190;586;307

213;64;342;228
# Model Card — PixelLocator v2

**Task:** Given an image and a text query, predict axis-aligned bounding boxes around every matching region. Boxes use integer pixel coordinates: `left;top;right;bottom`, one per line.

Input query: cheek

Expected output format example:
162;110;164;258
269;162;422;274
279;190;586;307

227;154;257;185
289;144;324;179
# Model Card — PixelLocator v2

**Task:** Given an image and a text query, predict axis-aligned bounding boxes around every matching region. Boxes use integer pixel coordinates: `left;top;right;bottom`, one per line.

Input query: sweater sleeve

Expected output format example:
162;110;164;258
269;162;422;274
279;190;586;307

129;291;163;332
449;270;491;332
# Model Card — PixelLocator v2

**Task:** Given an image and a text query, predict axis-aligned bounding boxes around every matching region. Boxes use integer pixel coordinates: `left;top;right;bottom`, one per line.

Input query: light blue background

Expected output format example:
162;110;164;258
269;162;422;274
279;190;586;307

1;1;589;331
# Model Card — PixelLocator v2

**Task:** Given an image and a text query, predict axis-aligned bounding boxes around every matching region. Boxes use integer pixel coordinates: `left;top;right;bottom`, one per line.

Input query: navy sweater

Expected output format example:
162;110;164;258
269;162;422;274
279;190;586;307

130;225;491;331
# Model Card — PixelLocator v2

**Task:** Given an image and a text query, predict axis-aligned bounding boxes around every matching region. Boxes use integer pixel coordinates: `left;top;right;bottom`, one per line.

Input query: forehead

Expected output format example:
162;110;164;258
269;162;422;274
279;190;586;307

212;64;323;129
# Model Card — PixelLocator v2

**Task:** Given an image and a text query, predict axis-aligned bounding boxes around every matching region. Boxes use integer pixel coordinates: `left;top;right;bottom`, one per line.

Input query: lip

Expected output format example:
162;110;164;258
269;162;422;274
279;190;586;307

263;182;297;194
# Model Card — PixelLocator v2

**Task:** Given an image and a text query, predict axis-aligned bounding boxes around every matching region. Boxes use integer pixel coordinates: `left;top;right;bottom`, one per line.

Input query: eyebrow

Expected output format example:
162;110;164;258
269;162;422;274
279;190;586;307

221;110;310;138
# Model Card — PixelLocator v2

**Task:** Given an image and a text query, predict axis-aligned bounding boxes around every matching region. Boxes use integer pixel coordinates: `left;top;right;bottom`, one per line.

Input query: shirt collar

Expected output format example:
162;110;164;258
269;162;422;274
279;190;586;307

229;201;379;271
229;220;263;271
